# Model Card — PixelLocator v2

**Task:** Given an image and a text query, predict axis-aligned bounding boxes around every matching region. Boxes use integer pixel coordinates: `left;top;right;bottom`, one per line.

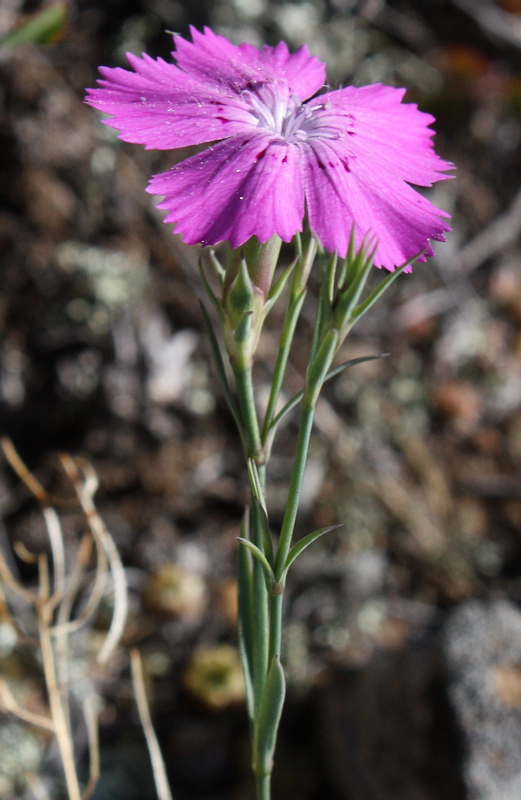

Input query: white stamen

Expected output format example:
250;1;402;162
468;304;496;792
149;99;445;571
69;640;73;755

240;81;341;144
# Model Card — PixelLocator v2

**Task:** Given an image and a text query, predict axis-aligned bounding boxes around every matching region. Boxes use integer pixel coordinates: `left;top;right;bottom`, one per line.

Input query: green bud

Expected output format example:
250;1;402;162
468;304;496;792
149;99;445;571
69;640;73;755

243;235;282;299
223;257;265;368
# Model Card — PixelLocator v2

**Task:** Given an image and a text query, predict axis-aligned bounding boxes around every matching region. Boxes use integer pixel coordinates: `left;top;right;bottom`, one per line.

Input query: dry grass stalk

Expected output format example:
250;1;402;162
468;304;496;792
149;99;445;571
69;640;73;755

0;439;128;800
82;696;101;800
131;648;174;800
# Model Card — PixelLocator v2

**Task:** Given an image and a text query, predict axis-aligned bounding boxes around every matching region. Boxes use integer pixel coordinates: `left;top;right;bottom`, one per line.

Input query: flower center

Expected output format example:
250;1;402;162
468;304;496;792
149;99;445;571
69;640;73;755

241;81;334;143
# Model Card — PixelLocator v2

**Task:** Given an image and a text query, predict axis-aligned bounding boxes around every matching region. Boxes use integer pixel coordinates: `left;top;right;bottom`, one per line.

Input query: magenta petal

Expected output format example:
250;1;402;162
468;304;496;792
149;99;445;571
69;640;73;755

171;26;258;89
304;140;451;268
315;84;454;187
172;27;325;101
85;29;453;262
147;134;304;248
241;40;326;100
85;53;255;149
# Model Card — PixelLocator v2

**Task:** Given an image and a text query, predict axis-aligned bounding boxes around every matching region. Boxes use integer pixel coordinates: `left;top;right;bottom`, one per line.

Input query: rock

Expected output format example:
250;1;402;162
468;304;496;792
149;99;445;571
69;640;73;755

0;721;43;797
319;632;465;800
182;644;245;711
143;562;207;621
444;599;521;800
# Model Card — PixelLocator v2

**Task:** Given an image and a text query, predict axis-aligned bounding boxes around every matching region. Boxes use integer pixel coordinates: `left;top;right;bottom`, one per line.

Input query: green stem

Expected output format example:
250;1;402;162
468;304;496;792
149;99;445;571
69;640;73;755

251;500;269;713
256;773;271;800
260;237;317;449
268;592;283;663
260;289;306;448
235;364;263;461
274;401;317;578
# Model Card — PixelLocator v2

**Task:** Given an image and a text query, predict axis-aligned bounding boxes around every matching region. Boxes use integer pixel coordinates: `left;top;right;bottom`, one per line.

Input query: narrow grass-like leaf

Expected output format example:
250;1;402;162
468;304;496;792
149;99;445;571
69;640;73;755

325;252;338;304
252;497;274;565
334;240;378;327
283;524;343;577
294;231;303;259
336;226;357;290
309;275;329;364
237;538;275;586
253;656;286;776
351;251;423;321
247;459;265;508
326;353;388;382
237;515;255;724
198;255;223;317
269;354;387;433
263;257;298;318
260;287;306;455
305;329;339;406
206;249;226;284
199;301;245;443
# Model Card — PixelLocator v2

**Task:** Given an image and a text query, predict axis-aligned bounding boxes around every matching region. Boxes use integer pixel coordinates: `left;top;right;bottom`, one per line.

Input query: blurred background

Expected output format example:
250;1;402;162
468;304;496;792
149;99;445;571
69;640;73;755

1;1;521;798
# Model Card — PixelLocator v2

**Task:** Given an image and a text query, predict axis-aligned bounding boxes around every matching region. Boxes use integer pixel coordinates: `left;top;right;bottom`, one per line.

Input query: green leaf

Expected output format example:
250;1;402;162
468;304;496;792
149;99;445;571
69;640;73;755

351;251;423;321
334;238;377;328
237;538;275;587
336;225;357;290
0;3;68;48
206;249;225;284
305;328;339;406
294;231;303;259
252;497;274;565
309;273;330;364
325;252;338;304
325;352;389;382
198;255;223;318
269;354;387;434
253;656;286;777
237;515;255;724
199;302;245;445
282;524;343;577
263;257;298;318
247;459;265;506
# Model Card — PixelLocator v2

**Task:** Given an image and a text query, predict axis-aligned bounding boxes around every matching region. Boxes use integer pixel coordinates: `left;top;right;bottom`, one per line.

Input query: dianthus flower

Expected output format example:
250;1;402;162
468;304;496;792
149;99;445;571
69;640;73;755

86;27;453;271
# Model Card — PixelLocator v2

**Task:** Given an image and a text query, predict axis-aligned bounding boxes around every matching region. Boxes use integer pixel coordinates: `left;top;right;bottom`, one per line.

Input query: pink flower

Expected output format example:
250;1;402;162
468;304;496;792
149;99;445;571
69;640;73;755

85;27;453;270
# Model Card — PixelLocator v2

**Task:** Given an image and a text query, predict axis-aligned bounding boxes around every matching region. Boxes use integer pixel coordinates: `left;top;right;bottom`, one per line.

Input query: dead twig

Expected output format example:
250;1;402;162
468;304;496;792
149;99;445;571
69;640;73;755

81;697;100;800
43;507;66;612
0;678;55;732
38;610;82;800
61;456;128;664
0;440;126;800
0;549;38;605
131;648;174;800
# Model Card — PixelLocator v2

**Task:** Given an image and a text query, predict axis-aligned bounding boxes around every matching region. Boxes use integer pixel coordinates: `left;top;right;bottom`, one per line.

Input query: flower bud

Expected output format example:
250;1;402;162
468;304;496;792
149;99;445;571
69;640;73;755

222;257;265;369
